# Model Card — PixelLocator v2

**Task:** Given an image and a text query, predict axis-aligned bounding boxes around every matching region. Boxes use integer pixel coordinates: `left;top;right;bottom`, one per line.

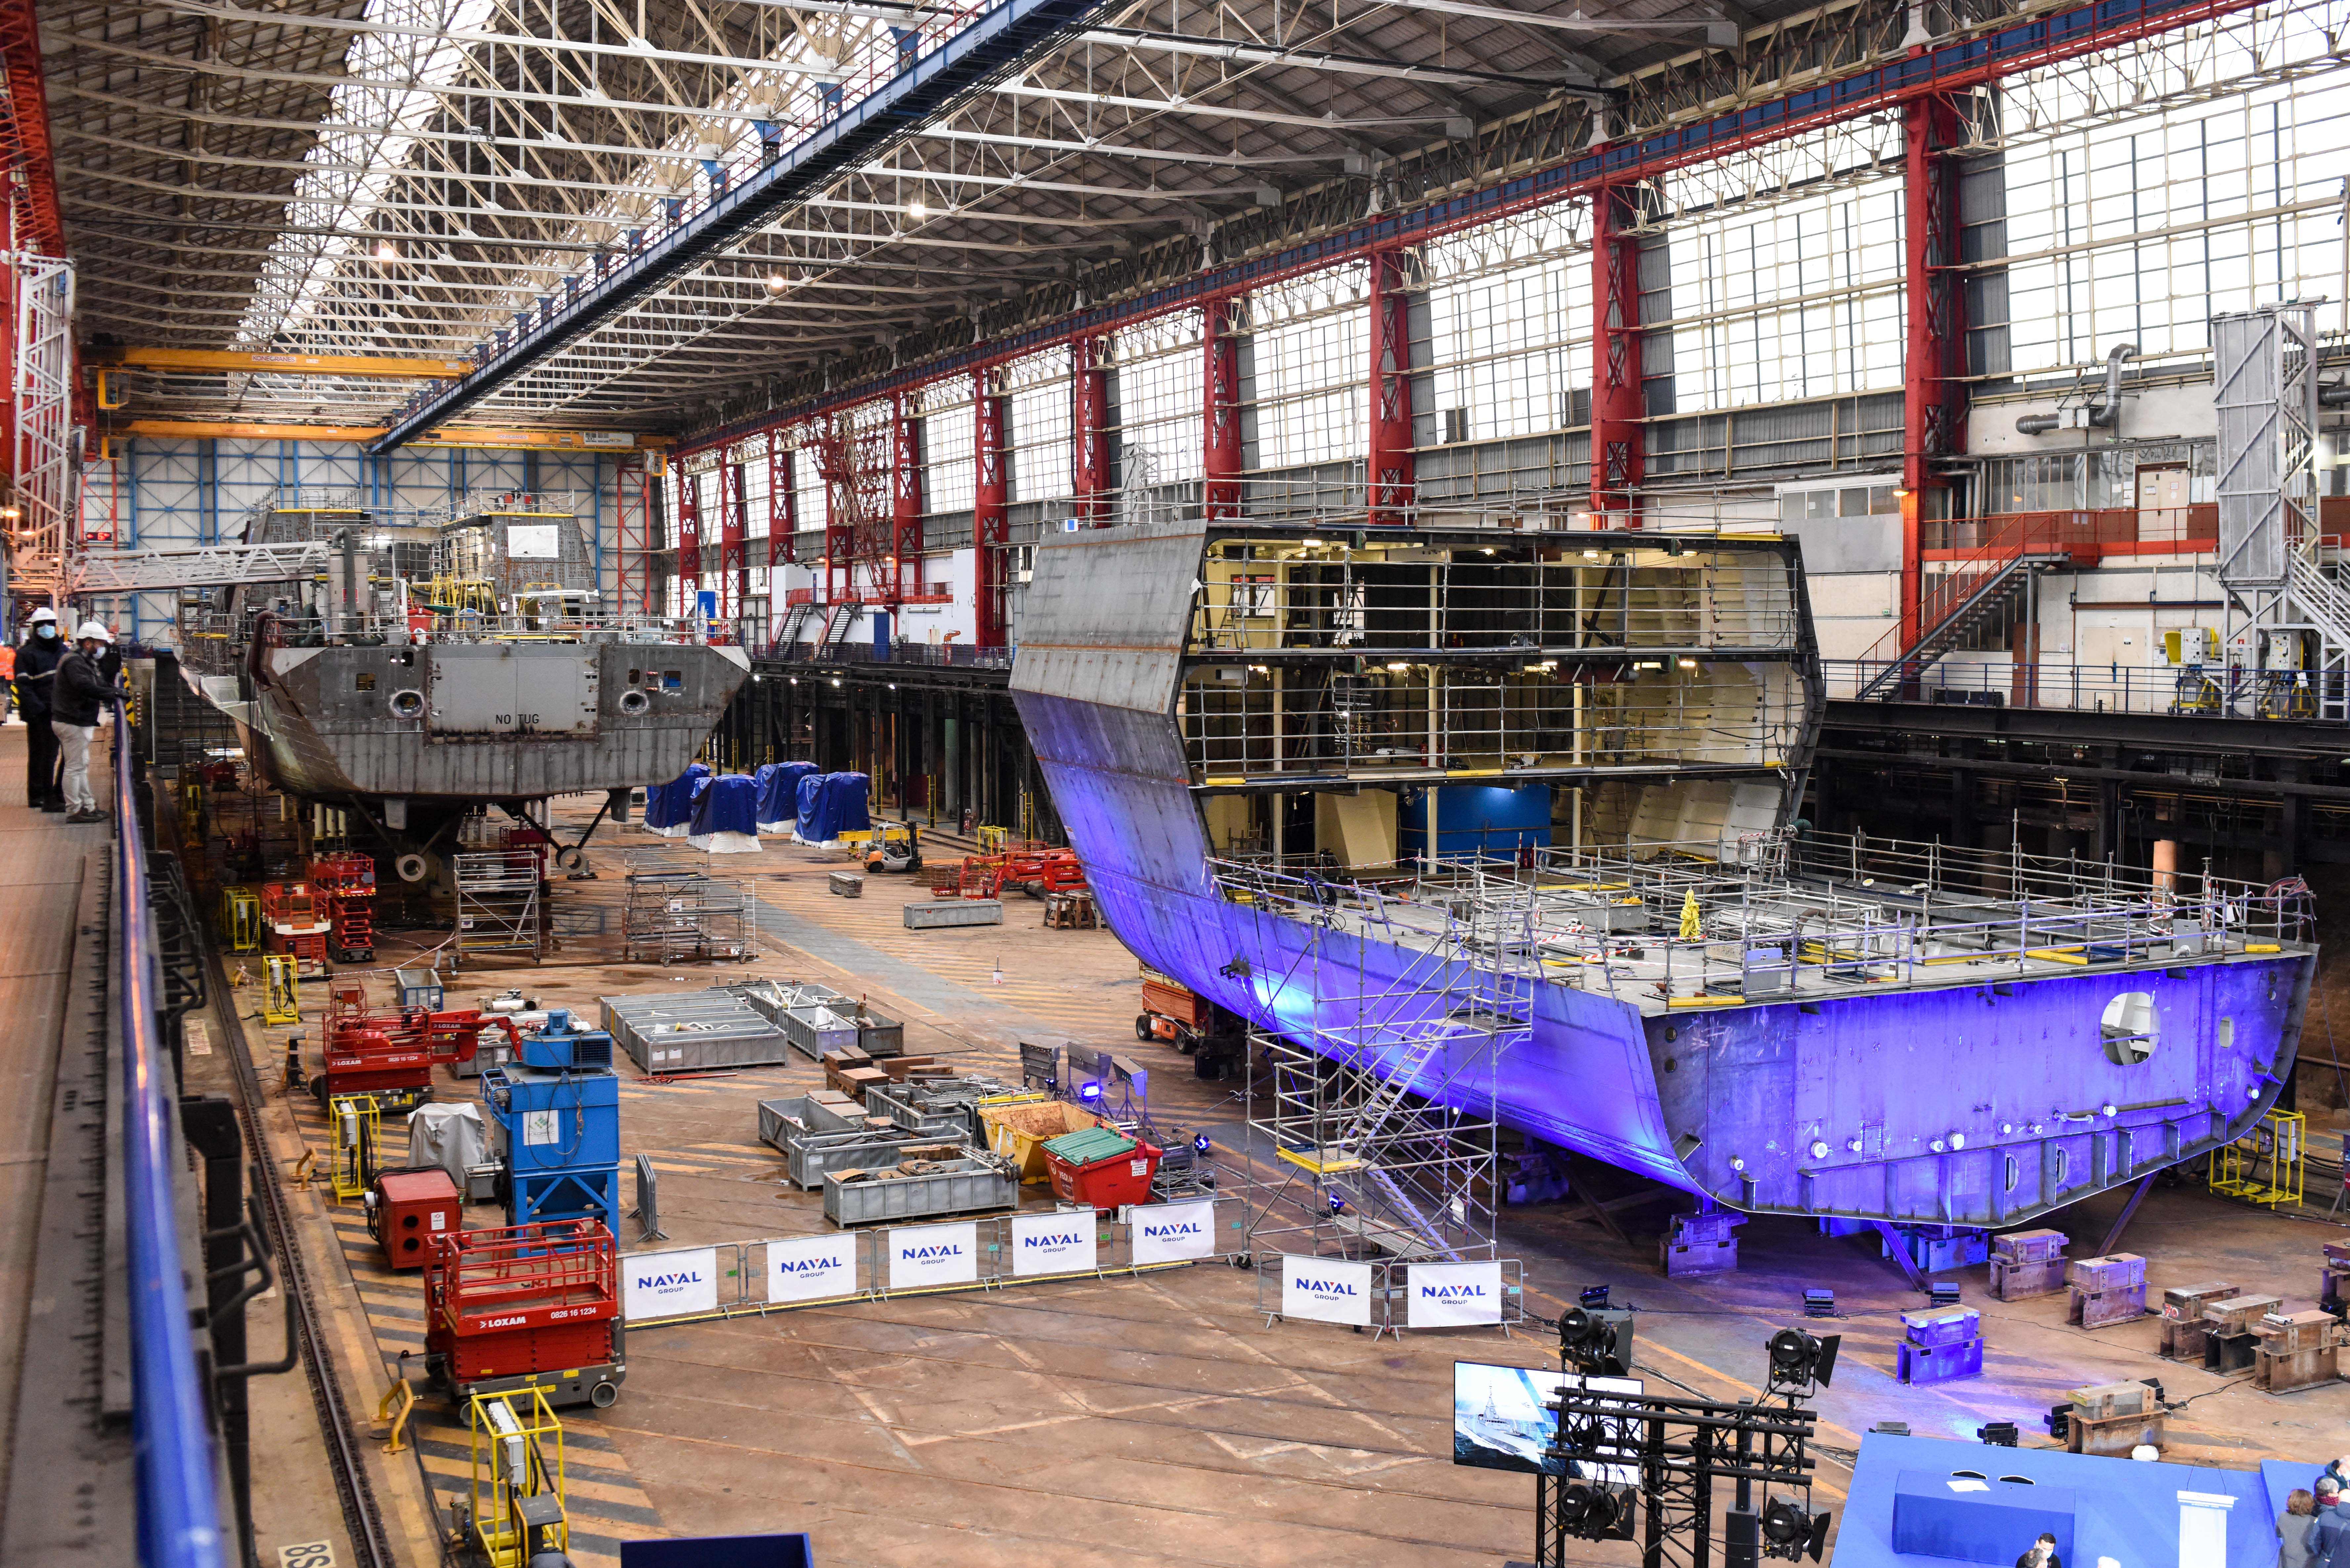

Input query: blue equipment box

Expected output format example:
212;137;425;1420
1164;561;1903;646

1902;1305;1982;1347
483;1063;622;1170
518;1011;616;1071
1896;1335;1984;1385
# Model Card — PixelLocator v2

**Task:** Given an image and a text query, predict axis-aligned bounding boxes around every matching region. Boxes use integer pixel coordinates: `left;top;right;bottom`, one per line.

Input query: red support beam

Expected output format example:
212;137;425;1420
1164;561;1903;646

818;416;855;609
1590;185;1646;520
718;454;747;618
676;465;703;608
1901;92;1969;650
1203;299;1243;521
890;391;922;603
1071;334;1111;526
0;0;67;259
1367;250;1414;526
974;371;1009;647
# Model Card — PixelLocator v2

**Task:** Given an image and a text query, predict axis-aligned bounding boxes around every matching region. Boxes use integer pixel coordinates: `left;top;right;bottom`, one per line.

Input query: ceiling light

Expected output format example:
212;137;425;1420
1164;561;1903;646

766;273;788;294
907;199;930;220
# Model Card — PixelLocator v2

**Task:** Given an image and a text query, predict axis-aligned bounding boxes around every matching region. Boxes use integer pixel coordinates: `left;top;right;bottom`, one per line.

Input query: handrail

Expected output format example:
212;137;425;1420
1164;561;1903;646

116;693;228;1567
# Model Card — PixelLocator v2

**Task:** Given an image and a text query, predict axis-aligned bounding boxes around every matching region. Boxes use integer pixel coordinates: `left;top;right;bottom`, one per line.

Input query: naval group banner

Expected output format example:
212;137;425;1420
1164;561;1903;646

1129;1200;1217;1264
888;1221;980;1289
1407;1262;1505;1328
766;1233;859;1303
623;1246;721;1321
1282;1255;1375;1326
1010;1211;1099;1277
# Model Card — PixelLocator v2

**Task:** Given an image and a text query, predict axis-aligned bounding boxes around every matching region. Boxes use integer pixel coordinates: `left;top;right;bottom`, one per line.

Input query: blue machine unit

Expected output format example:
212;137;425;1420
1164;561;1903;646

518;1010;616;1071
482;1057;621;1235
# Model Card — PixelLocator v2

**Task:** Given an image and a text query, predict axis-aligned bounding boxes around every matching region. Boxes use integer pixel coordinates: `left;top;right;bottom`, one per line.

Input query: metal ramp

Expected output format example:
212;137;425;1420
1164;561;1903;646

819;600;863;652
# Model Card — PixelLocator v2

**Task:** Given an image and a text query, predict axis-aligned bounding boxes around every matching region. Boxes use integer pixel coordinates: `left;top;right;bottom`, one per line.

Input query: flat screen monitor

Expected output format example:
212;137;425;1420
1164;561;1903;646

1452;1361;1643;1480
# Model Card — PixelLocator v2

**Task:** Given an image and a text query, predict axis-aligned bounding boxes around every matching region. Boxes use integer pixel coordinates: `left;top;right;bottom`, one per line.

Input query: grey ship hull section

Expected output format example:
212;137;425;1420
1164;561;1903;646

183;641;748;802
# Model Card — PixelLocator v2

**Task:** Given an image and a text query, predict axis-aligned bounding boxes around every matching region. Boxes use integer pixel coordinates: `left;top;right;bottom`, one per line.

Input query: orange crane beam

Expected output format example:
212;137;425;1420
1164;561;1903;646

109;419;671;454
89;347;474;378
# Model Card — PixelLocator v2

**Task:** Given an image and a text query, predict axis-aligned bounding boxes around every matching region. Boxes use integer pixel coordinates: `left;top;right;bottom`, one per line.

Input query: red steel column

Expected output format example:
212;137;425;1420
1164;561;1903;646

1902;92;1969;650
676;465;703;611
1071;334;1111;526
1367;251;1414;526
718;453;746;618
890;391;922;604
1590;185;1646;521
974;370;1009;647
819;417;854;608
1204;298;1243;521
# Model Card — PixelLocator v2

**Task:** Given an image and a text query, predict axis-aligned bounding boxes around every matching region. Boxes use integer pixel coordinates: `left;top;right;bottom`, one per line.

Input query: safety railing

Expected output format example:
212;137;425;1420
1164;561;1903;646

1206;827;2311;1009
1824;657;2341;721
758;637;1014;669
617;1197;1245;1329
118;694;229;1567
1254;1256;1529;1340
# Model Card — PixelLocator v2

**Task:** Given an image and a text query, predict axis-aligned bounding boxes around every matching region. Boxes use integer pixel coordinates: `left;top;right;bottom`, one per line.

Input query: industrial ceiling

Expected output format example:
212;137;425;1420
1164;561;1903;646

48;0;1849;438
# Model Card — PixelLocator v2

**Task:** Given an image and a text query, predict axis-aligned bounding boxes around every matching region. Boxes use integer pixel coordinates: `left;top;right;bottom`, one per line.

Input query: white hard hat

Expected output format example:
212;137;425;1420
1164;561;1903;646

26;606;56;623
75;621;112;642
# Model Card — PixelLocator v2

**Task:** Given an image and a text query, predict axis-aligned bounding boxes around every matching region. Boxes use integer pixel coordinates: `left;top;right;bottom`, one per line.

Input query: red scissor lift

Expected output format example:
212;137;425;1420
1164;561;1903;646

308;852;377;963
259;879;333;975
316;985;521;1112
423;1219;626;1410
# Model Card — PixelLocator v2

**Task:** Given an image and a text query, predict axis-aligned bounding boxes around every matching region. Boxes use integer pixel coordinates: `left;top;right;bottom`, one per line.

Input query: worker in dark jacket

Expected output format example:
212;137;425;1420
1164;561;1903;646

52;621;117;824
14;606;65;812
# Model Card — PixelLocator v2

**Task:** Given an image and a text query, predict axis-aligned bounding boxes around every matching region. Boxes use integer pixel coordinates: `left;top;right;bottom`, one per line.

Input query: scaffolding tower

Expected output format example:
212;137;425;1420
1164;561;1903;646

1231;866;1533;1264
621;857;759;963
451;850;545;967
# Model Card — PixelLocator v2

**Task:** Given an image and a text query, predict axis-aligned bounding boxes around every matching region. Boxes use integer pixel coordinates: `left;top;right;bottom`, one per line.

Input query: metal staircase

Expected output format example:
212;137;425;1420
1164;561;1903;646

818;599;863;653
1854;548;2072;700
774;598;817;653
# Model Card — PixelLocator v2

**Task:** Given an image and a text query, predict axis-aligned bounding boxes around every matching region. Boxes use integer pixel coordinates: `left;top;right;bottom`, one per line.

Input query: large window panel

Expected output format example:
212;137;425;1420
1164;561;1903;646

1426;206;1592;442
1113;309;1204;487
2002;4;2350;373
1249;267;1366;470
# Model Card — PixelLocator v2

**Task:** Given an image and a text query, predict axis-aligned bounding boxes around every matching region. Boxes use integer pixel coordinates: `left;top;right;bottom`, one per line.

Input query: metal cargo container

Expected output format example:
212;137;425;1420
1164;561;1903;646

756;1094;865;1151
903;899;1003;929
602;989;793;1072
821;1153;1018;1225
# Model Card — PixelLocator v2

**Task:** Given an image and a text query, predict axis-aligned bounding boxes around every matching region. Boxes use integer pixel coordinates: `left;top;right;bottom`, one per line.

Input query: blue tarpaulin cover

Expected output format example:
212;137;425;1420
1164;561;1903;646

689;773;763;853
757;761;820;831
798;772;872;843
645;762;710;836
793;771;825;838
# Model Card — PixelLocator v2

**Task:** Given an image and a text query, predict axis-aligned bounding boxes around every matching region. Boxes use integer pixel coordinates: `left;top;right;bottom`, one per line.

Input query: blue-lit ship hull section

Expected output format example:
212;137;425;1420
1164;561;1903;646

1011;521;2312;1227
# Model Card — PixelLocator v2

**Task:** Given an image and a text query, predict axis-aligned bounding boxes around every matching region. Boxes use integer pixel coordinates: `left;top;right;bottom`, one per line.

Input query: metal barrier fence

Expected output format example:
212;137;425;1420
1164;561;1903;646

118;695;230;1566
619;1197;1246;1329
1254;1256;1528;1341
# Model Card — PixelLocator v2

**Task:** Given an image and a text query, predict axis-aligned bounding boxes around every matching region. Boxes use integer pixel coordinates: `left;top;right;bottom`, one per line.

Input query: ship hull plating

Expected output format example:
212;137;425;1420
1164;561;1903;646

183;641;749;803
1008;521;2312;1227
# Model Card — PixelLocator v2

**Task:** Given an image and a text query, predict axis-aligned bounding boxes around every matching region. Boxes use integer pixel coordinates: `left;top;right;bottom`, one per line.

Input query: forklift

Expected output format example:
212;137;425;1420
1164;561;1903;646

858;819;923;875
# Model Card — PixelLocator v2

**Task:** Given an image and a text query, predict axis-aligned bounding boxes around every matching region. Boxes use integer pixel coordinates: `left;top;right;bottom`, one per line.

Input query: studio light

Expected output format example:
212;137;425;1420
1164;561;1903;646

1556;1481;1635;1541
1764;1328;1839;1393
1557;1304;1632;1377
1760;1498;1832;1562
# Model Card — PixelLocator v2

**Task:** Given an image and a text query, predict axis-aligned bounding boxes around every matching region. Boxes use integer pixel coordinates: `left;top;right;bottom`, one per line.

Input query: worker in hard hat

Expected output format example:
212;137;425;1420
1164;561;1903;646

14;606;66;812
51;620;120;824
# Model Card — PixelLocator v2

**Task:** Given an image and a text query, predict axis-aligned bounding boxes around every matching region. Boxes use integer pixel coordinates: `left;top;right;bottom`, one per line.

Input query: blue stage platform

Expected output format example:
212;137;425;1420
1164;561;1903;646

1839;1434;2289;1567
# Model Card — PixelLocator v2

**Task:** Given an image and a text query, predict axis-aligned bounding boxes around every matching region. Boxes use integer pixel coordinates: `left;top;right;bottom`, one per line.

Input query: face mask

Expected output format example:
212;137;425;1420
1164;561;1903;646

34;625;56;639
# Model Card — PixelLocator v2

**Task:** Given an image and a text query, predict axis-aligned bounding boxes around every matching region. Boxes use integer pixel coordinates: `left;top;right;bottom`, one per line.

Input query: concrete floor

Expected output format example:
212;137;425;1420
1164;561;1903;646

232;807;2350;1567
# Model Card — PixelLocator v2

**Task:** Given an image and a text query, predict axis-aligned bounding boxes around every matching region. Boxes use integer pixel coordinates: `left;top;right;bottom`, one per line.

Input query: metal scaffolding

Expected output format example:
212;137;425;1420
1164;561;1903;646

1233;870;1532;1264
451;849;544;967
